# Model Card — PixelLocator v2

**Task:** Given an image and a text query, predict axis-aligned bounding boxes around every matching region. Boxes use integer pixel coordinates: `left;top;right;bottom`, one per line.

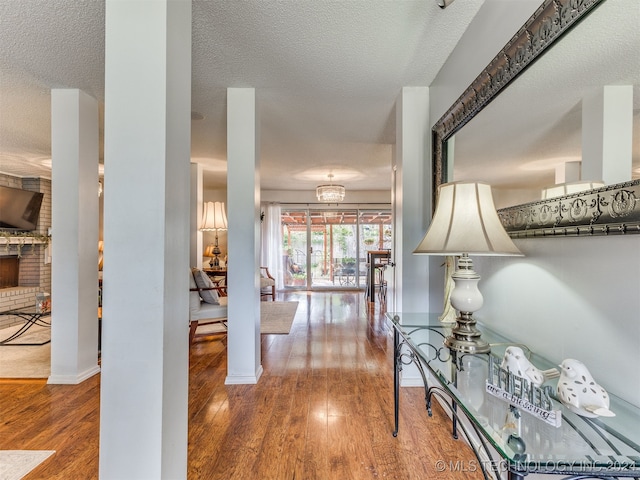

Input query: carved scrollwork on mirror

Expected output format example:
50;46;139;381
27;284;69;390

429;0;640;238
498;180;640;237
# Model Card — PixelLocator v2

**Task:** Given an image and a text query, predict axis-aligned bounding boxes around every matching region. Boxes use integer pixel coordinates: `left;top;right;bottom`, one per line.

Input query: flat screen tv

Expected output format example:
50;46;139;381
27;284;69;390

0;185;44;231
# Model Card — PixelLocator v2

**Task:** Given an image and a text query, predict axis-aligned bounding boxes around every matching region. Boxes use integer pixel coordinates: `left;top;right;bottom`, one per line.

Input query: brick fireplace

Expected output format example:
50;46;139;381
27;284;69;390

0;245;49;329
0;257;18;288
0;174;51;329
0;248;45;286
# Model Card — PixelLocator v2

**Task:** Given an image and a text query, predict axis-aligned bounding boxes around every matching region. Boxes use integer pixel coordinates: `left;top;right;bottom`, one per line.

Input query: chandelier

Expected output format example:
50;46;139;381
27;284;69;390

316;174;345;203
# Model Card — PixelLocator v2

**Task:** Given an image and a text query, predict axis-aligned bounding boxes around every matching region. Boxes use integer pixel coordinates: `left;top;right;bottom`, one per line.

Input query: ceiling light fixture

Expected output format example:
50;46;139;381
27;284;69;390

316;174;345;203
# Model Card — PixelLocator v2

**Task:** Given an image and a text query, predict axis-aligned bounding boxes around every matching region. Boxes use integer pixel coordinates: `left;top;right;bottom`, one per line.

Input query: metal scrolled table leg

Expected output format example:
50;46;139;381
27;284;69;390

393;326;400;437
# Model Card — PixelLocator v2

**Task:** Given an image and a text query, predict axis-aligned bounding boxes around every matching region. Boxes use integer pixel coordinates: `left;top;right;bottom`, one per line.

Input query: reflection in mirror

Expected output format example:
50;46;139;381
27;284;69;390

449;0;639;210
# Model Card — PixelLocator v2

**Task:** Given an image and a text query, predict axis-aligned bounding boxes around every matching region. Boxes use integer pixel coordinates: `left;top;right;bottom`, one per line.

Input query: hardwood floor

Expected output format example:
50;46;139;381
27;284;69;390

0;291;482;479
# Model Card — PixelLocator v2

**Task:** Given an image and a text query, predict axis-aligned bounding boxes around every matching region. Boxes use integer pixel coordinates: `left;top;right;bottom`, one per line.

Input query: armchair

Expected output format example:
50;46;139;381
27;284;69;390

260;267;276;301
189;268;228;345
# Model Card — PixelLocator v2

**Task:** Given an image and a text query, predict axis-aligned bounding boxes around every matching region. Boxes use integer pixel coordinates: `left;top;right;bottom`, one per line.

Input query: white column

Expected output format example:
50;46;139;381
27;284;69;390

395;87;432;388
100;1;191;478
190;162;204;268
225;87;262;385
394;87;432;313
49;89;100;384
555;161;582;184
582;85;633;185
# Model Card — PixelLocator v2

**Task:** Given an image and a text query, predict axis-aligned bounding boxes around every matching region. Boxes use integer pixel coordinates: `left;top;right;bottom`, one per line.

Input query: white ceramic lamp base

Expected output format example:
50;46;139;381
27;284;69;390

443;254;491;354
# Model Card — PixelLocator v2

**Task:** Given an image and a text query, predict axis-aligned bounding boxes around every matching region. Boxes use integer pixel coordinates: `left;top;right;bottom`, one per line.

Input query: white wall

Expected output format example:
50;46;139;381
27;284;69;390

429;1;640;408
476;236;640;406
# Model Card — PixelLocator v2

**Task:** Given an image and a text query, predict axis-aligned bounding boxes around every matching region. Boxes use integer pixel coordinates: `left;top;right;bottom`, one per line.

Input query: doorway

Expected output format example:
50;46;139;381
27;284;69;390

280;208;392;290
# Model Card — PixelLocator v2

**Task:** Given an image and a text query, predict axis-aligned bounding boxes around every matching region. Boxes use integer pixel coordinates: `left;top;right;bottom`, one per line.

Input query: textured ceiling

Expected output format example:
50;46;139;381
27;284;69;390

2;1;637;197
0;0;484;192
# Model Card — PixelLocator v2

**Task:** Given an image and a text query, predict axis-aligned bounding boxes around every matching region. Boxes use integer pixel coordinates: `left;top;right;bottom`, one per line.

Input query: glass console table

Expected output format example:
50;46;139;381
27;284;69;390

387;312;640;480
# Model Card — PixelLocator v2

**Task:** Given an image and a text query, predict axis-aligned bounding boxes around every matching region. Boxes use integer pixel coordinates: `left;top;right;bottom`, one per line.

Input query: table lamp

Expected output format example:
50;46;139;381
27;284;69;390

200;201;228;267
413;182;523;354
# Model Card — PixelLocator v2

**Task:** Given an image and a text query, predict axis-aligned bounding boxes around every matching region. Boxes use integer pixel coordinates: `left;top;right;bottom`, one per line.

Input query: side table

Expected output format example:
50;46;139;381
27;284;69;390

203;267;227;286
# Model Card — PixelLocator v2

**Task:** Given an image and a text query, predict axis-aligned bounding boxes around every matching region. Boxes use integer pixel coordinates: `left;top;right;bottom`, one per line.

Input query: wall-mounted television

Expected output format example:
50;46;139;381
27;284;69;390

0;185;44;231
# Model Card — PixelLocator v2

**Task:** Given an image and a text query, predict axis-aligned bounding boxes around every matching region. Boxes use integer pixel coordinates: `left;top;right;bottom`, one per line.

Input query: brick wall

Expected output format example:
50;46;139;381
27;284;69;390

0;287;40;328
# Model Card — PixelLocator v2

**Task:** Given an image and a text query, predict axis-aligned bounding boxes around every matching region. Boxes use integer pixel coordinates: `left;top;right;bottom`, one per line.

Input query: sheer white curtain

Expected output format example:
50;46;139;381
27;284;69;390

261;203;283;289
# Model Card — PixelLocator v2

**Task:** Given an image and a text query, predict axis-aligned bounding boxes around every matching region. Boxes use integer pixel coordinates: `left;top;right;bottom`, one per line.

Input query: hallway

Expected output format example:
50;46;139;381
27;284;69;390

0;291;480;479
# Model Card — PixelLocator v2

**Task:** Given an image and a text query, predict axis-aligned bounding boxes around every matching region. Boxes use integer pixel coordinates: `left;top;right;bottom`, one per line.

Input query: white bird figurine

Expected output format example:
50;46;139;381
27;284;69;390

501;346;560;388
557;359;615;418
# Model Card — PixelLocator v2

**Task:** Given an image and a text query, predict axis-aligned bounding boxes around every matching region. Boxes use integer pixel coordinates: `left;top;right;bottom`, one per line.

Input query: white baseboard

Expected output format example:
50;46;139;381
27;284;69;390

400;376;426;387
224;365;264;385
48;364;101;384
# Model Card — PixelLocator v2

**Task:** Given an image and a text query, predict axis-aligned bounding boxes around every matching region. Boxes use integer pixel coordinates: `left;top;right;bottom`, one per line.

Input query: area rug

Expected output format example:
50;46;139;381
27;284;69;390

0;325;50;379
0;324;50;346
0;450;55;480
261;301;298;334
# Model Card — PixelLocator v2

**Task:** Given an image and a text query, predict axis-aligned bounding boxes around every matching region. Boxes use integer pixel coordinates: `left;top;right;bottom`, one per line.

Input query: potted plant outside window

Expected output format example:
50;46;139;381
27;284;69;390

291;273;306;286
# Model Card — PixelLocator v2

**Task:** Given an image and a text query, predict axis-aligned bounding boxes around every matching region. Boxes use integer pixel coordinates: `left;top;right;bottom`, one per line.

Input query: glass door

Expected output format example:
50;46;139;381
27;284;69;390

358;209;392;288
281;209;309;289
311;210;358;288
280;208;392;290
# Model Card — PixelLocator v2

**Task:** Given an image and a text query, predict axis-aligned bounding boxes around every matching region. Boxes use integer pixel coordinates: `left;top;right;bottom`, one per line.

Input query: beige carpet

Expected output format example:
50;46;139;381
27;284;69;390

0;324;50;379
261;301;298;334
0;450;55;480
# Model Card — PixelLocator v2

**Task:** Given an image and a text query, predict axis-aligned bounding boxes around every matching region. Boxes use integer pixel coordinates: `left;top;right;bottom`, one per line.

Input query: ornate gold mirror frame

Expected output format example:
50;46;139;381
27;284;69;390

431;0;640;237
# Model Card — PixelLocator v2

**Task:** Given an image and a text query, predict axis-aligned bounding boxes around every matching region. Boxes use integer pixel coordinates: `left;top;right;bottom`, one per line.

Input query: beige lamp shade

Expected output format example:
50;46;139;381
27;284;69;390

203;244;216;257
413;182;522;257
200;201;228;231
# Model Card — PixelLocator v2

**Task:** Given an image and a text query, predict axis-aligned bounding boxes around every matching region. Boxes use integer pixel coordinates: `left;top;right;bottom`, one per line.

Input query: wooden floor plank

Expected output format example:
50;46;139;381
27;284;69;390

0;291;483;479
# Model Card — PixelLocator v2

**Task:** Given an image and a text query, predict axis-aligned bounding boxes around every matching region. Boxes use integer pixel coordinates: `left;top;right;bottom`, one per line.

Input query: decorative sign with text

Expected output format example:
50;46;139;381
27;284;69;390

486;356;562;428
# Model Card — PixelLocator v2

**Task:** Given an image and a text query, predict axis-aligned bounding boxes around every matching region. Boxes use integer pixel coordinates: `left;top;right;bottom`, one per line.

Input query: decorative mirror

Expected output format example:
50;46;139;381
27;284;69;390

432;0;640;237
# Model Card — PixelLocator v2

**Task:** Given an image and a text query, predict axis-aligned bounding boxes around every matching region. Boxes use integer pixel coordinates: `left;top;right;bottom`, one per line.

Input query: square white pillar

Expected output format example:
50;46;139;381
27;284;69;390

395;87;432;387
225;87;262;385
394;87;432;313
582;85;633;185
49;88;100;385
555;161;582;184
100;1;191;478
